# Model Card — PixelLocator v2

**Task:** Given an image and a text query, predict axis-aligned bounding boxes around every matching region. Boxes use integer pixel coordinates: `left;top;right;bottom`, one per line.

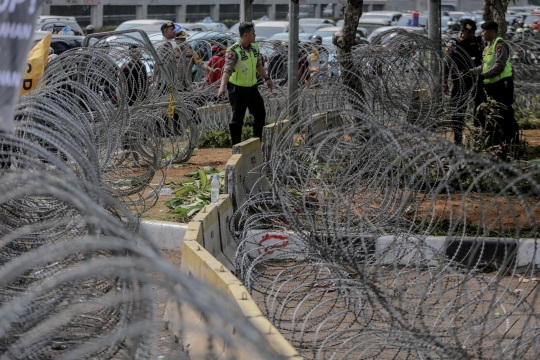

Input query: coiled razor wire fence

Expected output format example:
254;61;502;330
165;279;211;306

0;30;292;359
0;175;288;359
231;30;540;359
2;26;540;360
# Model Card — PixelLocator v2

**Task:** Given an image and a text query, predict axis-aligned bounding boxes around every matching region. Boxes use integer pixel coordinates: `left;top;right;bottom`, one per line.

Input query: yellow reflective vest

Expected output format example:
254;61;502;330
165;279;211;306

228;42;260;87
482;36;513;84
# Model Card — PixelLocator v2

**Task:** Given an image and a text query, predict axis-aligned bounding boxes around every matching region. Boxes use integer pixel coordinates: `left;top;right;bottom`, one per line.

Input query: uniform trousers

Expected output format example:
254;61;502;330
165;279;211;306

450;79;485;144
227;83;266;145
483;77;519;152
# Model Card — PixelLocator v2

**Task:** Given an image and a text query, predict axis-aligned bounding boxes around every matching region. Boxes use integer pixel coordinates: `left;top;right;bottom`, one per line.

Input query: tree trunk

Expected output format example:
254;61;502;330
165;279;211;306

493;0;508;37
333;0;364;97
483;0;509;37
483;0;494;22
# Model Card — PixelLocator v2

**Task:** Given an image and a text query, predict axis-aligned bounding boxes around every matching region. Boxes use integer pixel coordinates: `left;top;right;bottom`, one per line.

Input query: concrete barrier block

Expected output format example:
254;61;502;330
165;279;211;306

192;204;221;259
216;194;236;272
516;239;540;267
232;138;271;201
262;119;291;162
226;153;244;210
139;220;187;251
445;237;518;268
376;235;446;266
308;111;343;138
183;221;203;244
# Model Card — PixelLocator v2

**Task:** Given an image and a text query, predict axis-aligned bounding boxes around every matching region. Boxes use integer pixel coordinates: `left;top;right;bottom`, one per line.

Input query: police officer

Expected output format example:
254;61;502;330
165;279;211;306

443;19;485;144
475;21;519;156
217;22;272;146
156;22;177;60
174;30;219;91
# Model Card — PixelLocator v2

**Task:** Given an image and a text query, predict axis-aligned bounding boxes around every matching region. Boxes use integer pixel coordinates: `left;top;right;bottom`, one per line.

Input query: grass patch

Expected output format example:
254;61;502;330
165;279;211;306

198;126;254;148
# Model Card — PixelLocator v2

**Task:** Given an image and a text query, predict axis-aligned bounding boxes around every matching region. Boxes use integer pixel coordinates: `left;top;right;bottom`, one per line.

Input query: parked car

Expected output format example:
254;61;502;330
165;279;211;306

33;31;84;55
459;14;484;27
147;31;197;44
269;32;317;41
368;26;427;44
313;26;368;40
36;16;84;35
336;16;386;38
300;23;333;34
448;11;467;19
130;23;206;37
228;20;263;35
251;21;305;39
360;11;403;24
357;19;393;36
115;19;172;32
299;18;336;26
322;4;335;17
397;16;428;29
192;17;229;32
36;21;84;36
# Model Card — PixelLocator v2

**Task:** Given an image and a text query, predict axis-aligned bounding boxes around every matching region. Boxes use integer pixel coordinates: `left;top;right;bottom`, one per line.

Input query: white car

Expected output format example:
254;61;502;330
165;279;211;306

115;19;172;32
252;21;305;39
368;26;427;44
192;18;229;32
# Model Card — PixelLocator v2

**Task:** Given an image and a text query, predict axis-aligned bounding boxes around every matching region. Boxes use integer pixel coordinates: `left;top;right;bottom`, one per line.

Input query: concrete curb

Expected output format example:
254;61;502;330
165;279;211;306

140;220;187;251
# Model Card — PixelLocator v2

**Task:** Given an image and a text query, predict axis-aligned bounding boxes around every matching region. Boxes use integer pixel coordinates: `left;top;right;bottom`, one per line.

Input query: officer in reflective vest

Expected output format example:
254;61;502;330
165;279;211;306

218;22;273;146
443;19;485;145
474;21;519;157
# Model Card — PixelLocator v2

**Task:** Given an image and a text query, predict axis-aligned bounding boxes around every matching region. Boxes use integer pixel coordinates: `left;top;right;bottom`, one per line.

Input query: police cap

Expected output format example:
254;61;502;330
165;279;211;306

461;19;476;31
481;21;498;30
161;22;174;32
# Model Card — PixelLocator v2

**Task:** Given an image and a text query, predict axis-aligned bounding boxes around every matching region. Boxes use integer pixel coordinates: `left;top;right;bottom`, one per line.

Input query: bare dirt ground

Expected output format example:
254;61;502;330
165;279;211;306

146;131;540;358
142;130;540;224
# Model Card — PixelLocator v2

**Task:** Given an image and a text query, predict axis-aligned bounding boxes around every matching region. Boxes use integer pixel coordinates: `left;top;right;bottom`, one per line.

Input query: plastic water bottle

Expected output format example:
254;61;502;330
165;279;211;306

211;174;219;204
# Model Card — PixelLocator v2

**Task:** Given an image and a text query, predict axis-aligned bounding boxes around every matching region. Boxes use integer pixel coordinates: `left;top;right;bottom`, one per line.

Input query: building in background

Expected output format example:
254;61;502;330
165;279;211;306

41;0;531;28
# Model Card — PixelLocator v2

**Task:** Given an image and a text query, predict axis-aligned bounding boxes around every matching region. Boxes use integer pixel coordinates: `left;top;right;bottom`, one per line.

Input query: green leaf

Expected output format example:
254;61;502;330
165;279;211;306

171;207;188;216
198;194;211;201
164;198;184;209
175;185;199;196
186;170;200;178
187;204;205;216
199;170;207;189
